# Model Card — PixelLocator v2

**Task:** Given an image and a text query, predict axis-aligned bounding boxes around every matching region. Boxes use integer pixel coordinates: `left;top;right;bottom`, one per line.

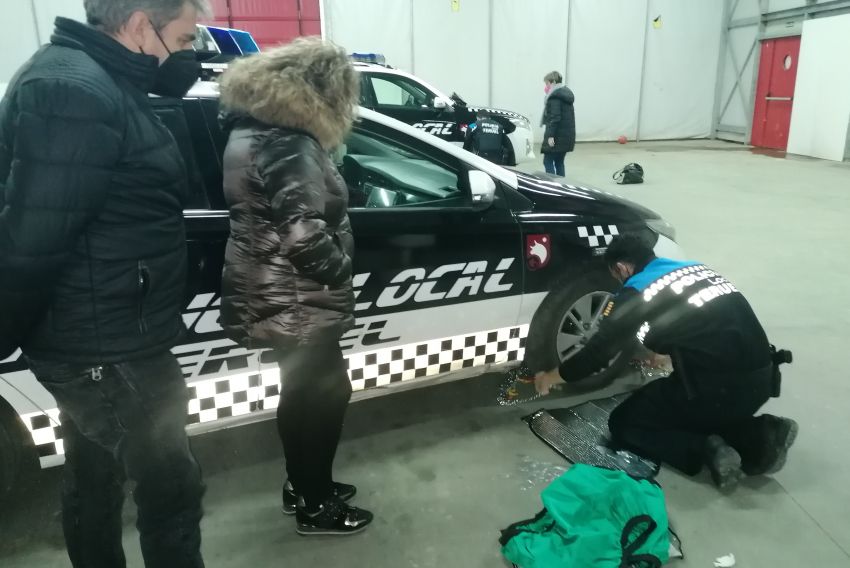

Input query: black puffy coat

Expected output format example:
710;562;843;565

219;116;355;349
0;18;188;363
541;85;576;154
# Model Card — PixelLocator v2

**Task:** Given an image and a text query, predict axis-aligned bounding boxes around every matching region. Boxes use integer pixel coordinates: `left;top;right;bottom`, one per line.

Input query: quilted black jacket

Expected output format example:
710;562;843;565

220;116;355;349
0;18;188;363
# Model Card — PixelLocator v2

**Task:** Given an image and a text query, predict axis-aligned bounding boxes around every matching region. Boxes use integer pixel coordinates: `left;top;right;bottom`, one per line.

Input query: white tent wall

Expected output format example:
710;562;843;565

0;2;40;87
786;13;850;162
490;0;569;142
638;0;723;140
412;0;491;107
566;0;646;142
0;0;86;85
324;0;724;143
323;0;415;71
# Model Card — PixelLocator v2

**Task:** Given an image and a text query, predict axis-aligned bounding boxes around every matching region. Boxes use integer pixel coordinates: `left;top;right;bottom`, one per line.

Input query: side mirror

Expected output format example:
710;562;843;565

468;170;496;209
433;98;448;110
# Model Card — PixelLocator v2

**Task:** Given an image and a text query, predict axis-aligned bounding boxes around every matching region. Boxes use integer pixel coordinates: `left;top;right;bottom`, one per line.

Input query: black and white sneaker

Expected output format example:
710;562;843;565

296;497;373;536
704;435;744;490
282;480;357;515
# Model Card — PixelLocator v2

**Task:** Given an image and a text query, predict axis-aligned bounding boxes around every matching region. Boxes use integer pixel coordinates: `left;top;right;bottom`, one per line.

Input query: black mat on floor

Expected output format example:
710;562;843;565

523;394;660;480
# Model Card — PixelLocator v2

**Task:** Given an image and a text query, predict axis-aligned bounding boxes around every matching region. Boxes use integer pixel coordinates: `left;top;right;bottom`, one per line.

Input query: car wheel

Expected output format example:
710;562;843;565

525;270;635;387
0;403;26;502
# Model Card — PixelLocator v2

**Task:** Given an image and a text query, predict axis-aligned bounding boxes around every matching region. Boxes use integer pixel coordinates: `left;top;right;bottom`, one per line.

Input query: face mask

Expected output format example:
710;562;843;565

544;84;553;94
147;27;199;98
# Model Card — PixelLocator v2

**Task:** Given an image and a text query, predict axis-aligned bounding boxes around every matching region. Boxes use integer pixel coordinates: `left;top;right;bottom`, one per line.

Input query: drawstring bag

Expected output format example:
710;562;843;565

500;464;670;568
614;163;644;185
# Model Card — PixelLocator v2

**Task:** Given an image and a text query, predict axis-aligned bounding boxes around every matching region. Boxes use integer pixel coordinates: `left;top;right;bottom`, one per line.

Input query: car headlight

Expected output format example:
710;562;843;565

646;218;677;242
509;116;531;131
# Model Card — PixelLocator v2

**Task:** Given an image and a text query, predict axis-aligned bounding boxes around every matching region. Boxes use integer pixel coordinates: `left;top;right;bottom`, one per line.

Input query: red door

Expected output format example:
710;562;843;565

751;36;801;150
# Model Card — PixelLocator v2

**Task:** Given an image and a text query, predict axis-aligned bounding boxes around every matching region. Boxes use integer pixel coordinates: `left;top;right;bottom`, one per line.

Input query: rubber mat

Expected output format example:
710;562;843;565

523;394;660;480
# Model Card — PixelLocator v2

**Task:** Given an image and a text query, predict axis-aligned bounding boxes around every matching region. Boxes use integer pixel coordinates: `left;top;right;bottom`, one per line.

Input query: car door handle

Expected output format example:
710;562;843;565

765;96;792;101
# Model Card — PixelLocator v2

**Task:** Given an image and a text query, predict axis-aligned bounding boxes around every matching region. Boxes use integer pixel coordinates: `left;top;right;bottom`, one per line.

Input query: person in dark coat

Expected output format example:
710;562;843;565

218;38;373;536
540;71;576;177
0;2;207;566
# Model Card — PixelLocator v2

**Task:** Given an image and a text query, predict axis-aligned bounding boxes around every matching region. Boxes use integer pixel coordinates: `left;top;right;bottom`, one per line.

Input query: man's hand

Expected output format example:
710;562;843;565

547;137;555;148
534;368;564;396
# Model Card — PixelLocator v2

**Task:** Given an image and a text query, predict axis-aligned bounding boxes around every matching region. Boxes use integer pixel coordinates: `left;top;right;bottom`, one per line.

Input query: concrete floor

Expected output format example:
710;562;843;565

2;141;849;567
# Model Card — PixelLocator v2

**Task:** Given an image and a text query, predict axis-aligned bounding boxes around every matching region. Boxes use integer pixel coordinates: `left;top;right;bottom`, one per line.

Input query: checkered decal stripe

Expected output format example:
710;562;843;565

21;408;63;461
21;325;529;460
346;326;527;391
577;225;619;247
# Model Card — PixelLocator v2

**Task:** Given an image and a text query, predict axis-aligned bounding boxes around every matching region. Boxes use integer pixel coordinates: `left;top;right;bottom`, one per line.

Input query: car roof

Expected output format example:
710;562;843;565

184;82;518;190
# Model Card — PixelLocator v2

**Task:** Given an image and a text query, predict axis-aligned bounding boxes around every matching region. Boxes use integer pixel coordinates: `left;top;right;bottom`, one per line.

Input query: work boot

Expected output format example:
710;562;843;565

743;415;799;476
295;496;373;536
704;435;744;489
282;480;356;515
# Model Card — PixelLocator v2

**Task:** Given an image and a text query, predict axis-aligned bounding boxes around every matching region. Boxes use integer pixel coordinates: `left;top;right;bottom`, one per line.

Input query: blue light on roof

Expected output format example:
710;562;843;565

351;53;386;65
230;29;260;54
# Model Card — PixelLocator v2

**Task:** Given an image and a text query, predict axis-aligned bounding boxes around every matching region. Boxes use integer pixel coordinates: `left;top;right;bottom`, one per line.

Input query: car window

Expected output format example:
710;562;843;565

369;75;433;108
333;126;465;209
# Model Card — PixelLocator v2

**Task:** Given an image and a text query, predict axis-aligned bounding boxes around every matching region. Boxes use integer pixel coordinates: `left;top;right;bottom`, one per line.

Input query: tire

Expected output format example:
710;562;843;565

525;270;636;389
0;402;26;503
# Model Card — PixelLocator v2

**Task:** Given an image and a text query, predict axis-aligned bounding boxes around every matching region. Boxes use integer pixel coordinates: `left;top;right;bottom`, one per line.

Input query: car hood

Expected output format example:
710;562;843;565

513;171;661;222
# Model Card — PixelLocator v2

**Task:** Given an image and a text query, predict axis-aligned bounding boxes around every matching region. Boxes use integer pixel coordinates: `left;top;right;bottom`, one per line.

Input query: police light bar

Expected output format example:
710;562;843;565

351;53;386;65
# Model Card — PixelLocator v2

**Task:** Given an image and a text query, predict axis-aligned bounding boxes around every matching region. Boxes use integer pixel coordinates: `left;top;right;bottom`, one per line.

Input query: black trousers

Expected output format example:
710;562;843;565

28;352;205;568
275;342;352;509
608;369;773;476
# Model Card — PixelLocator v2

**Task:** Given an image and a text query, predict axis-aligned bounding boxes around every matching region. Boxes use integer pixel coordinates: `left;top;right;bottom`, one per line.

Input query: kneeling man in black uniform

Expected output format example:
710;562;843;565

535;234;798;488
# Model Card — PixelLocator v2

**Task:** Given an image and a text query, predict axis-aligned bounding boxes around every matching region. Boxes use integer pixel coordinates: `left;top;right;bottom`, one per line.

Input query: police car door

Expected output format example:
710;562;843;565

362;73;464;144
337;118;525;393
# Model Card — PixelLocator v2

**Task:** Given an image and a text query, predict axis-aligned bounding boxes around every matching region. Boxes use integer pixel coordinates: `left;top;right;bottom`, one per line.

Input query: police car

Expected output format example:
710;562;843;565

0;69;681;498
352;54;535;166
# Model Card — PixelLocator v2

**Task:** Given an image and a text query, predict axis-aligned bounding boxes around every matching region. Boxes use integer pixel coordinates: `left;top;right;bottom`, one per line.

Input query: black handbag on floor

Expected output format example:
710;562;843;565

613;163;644;184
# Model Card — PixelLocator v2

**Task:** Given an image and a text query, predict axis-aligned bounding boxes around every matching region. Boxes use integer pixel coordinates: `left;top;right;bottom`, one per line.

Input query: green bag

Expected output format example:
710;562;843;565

500;464;670;568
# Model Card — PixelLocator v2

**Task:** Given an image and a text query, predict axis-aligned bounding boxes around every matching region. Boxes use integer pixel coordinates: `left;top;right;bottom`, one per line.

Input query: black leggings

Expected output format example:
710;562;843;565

609;370;772;475
275;343;352;509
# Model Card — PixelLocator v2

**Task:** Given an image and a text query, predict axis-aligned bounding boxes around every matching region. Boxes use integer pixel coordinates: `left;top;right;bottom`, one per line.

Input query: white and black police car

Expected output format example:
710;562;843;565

0;34;682;497
352;53;535;166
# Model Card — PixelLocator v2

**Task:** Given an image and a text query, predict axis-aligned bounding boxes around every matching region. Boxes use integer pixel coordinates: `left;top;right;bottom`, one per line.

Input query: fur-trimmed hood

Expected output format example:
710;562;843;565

218;38;359;149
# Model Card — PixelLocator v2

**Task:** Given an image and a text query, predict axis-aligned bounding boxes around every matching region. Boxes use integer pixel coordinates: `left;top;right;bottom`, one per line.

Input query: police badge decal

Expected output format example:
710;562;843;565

526;234;551;271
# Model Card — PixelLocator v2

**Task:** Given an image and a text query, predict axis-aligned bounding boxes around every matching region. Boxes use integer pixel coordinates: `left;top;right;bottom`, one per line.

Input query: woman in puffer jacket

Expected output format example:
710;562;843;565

218;38;372;536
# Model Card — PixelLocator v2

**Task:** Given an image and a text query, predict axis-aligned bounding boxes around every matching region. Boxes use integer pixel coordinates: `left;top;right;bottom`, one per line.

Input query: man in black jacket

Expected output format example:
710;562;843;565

534;234;798;489
0;1;207;566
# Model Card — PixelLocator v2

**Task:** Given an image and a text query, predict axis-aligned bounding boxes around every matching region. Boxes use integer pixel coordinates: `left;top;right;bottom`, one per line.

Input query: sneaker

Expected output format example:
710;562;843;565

745;415;799;476
282;480;357;515
704;435;744;489
295;497;373;536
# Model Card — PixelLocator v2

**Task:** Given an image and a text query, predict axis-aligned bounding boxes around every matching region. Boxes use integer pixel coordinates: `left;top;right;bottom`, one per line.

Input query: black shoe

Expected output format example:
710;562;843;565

744;415;799;476
295;497;373;536
705;435;744;489
282;480;357;515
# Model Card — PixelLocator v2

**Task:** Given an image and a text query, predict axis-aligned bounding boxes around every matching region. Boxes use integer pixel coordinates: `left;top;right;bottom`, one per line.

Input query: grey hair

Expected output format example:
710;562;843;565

544;71;563;84
84;0;211;32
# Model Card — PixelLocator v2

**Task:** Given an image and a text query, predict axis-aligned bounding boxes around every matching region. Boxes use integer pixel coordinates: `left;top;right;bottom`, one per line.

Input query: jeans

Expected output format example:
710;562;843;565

543;152;567;176
608;369;773;475
275;342;352;510
28;352;205;568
